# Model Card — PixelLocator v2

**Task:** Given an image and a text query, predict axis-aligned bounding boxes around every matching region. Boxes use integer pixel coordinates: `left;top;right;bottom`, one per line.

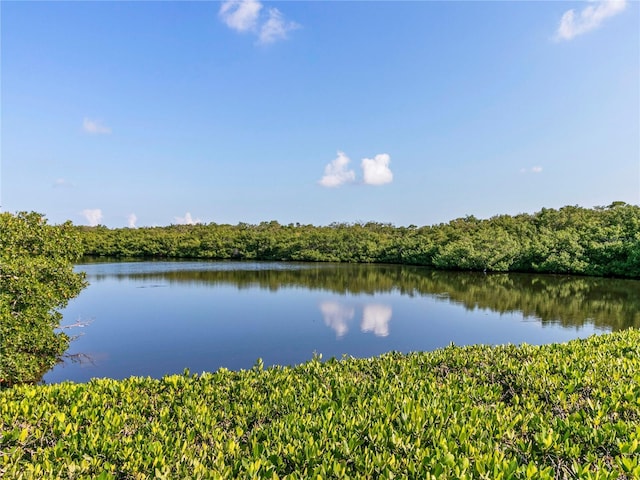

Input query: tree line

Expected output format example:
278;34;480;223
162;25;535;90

78;202;640;278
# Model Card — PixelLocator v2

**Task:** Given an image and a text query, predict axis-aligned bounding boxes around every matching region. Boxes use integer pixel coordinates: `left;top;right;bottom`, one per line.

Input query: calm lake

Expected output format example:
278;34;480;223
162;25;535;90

43;261;640;384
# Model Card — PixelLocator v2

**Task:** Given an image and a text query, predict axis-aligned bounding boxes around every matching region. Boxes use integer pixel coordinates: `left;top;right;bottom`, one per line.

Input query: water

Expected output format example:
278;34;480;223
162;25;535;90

42;260;640;383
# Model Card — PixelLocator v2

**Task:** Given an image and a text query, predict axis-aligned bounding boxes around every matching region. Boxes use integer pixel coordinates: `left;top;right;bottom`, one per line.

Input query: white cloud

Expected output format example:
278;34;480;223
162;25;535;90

219;0;299;44
520;166;543;174
82;209;103;226
83;118;111;135
53;178;73;188
361;304;392;337
556;0;627;41
127;213;137;228
174;212;202;225
259;8;300;44
361;153;393;186
219;0;262;33
319;151;356;188
319;302;355;338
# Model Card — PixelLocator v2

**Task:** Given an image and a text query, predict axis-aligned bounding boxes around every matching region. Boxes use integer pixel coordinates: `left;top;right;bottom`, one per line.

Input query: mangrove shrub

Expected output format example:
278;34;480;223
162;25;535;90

0;212;87;387
1;330;639;478
77;203;640;278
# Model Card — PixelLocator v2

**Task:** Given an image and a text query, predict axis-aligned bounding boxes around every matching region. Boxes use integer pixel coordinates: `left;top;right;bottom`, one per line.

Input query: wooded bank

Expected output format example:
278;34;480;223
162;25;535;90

78;203;640;278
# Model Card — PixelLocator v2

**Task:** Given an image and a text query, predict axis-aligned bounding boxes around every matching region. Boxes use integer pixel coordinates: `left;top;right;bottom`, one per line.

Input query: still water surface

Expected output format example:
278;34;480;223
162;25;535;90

43;261;640;383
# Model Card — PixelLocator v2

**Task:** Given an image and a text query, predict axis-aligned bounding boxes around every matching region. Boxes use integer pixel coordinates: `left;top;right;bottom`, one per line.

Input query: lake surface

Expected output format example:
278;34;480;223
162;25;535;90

43;261;640;383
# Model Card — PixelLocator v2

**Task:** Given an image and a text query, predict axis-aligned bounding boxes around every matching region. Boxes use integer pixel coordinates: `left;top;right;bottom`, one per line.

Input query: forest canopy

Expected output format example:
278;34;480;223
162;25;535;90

77;203;640;278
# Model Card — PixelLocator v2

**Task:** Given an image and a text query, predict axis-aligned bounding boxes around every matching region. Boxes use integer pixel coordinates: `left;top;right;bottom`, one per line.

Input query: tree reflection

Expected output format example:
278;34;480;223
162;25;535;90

110;263;640;331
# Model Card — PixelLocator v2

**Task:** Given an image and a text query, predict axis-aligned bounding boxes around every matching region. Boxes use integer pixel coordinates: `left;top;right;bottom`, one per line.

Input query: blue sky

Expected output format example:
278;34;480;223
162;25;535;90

1;1;638;228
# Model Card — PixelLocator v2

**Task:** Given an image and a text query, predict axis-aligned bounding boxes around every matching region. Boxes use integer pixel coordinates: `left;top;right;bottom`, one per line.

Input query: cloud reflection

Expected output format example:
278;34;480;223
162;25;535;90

361;304;392;337
320;301;393;338
319;302;355;338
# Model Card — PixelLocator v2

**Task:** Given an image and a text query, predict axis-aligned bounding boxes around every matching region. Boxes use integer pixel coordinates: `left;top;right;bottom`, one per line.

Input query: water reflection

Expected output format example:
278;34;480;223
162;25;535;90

38;261;639;384
361;304;392;337
94;261;640;331
320;302;354;338
319;302;393;338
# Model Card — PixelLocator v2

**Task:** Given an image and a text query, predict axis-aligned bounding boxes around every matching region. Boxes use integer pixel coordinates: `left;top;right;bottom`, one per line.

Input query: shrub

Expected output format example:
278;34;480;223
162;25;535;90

0;212;87;387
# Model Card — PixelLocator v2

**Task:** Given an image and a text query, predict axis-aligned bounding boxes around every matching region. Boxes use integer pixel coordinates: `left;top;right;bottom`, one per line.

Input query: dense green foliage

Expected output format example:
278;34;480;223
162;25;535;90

78;203;640;278
1;330;639;479
0;212;87;387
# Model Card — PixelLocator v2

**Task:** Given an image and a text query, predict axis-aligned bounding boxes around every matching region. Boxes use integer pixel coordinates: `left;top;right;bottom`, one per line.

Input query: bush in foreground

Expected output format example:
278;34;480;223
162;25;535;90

0;212;87;387
1;330;639;479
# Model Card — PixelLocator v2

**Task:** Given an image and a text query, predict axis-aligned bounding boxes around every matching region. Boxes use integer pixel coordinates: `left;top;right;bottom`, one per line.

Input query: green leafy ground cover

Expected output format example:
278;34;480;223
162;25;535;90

2;330;639;479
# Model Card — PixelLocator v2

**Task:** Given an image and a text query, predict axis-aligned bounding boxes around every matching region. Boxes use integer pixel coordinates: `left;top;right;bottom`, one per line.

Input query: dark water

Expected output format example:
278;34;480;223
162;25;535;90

43;261;640;383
